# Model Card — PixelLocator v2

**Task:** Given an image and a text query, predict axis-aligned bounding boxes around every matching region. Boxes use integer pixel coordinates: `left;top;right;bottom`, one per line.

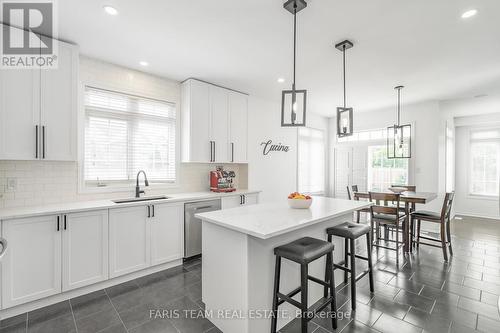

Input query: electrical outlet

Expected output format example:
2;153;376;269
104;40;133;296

7;177;17;191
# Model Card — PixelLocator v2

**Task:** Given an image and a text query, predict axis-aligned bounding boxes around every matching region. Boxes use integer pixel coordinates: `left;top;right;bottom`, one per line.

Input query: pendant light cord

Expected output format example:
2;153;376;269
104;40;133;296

293;7;297;91
397;87;401;126
343;45;346;108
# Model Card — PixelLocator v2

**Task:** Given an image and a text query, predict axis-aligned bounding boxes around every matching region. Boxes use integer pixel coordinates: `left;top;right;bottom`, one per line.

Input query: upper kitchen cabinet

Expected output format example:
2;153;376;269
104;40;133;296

0;30;78;161
181;79;248;163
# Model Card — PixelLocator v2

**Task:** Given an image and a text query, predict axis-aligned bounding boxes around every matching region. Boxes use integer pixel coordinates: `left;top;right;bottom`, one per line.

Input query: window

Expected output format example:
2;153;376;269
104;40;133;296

83;87;177;188
337;128;387;143
367;145;409;191
298;127;326;194
469;128;500;196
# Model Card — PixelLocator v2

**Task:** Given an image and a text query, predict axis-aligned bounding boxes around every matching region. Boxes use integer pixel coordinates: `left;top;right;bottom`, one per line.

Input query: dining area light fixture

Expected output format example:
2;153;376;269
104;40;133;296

387;86;411;159
281;0;307;127
336;40;354;137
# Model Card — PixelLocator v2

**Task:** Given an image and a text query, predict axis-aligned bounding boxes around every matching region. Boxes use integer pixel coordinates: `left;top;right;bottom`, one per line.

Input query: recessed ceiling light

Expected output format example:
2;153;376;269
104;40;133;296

139;61;149;67
103;5;118;16
277;78;285;83
461;9;477;19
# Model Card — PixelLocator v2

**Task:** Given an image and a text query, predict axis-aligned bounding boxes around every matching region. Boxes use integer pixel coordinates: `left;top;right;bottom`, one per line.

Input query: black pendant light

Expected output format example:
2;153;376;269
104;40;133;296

281;0;307;127
387;86;411;159
336;40;354;137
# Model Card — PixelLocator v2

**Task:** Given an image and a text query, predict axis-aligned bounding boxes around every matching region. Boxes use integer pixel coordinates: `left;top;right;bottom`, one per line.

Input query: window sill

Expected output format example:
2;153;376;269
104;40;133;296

466;193;499;201
78;182;180;195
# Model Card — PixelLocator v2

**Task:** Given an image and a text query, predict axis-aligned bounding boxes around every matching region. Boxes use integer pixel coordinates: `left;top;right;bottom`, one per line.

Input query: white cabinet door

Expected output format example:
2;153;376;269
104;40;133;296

182;79;211;162
150;202;183;266
109;206;151;278
210;85;229;162
229;92;248;163
1;215;61;308
62;210;108;291
40;42;78;161
0;67;40;160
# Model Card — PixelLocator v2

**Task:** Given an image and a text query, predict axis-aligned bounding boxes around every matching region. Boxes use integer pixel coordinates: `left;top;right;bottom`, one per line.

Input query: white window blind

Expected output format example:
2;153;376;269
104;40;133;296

469;128;500;196
298;127;326;194
84;87;176;187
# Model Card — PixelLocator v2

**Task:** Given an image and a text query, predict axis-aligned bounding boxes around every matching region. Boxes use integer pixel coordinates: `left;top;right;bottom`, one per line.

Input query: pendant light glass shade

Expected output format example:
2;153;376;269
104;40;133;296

281;0;307;127
387;86;411;159
335;40;354;137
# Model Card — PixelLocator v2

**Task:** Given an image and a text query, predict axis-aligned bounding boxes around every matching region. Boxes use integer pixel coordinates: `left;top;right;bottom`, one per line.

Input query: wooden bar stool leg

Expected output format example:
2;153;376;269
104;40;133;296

395;222;399;265
416;220;421;250
324;235;333;298
446;216;453;255
366;233;374;293
271;256;281;333
350;238;357;311
300;264;308;333
343;238;348;284
327;252;338;330
440;222;448;261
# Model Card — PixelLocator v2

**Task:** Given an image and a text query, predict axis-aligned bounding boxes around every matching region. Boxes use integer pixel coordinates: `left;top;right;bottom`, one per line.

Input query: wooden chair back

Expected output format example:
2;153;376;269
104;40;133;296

440;192;455;220
346;186;353;200
369;192;401;217
391;185;416;192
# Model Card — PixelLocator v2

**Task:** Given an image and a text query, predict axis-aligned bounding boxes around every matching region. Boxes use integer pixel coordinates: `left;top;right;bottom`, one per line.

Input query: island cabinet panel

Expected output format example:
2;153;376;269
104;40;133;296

62;210;109;291
221;193;259;209
109;206;151;278
150;202;184;266
1;215;62;308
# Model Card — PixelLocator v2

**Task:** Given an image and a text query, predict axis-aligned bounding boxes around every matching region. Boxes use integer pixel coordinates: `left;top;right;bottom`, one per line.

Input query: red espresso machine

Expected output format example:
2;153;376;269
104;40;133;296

210;166;236;192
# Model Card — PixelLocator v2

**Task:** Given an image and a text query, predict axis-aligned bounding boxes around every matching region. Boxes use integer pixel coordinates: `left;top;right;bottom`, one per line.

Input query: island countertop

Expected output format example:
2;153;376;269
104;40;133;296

196;196;371;239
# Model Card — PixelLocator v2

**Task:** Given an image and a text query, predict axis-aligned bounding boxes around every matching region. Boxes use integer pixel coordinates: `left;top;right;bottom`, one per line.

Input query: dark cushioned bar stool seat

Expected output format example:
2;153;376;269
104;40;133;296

325;222;374;311
271;237;337;333
411;210;441;220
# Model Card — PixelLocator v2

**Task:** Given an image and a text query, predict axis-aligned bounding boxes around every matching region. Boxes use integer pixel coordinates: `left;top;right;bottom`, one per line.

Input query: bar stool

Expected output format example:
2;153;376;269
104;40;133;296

271;237;337;333
325;222;374;311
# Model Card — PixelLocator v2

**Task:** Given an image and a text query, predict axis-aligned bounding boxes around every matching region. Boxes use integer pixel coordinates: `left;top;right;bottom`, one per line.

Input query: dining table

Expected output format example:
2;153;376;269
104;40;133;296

353;191;438;252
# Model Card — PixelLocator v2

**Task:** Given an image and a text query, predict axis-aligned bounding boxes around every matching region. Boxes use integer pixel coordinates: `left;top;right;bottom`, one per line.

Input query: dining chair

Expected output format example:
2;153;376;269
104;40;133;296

411;192;455;261
369;192;407;264
348;185;371;223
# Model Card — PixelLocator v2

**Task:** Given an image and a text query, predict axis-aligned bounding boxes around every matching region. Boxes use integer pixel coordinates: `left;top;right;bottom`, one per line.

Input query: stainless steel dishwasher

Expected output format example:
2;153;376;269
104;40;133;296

184;199;221;259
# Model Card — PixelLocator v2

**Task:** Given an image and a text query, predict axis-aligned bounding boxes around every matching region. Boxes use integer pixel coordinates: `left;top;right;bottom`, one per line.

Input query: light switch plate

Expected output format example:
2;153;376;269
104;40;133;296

7;178;17;191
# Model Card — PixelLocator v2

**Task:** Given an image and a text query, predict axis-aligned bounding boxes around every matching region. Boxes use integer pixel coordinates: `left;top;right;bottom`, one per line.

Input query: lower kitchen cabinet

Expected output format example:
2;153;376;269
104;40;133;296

109;202;184;278
1;215;62;308
62;210;108;291
109;205;151;278
221;193;259;209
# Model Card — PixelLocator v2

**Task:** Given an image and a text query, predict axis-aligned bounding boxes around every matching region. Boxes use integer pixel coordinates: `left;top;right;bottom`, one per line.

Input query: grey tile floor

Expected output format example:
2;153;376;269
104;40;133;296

1;215;499;333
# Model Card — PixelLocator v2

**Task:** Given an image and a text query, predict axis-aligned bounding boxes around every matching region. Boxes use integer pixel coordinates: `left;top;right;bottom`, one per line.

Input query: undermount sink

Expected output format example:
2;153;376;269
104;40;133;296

112;196;170;204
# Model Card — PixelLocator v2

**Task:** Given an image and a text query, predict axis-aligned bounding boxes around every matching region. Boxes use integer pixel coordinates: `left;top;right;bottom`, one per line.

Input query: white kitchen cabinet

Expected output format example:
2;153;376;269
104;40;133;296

181;79;211;162
40;42;78;161
1;215;62;308
181;79;248;163
109;205;151;278
228;91;248;163
62;210;108;291
221;193;259;209
0;30;78;161
209;85;230;162
150;202;184;266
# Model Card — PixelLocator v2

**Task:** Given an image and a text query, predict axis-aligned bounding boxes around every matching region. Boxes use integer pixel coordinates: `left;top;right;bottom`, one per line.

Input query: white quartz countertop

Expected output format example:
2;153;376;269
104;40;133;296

195;196;371;239
0;190;261;220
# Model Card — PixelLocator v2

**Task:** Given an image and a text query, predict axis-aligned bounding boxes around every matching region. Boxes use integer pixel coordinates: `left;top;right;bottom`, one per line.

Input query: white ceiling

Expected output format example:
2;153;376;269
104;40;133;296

58;0;500;116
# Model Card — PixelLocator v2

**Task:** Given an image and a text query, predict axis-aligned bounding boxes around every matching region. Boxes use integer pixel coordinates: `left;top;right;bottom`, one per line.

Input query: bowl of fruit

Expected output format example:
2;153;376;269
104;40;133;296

288;192;313;209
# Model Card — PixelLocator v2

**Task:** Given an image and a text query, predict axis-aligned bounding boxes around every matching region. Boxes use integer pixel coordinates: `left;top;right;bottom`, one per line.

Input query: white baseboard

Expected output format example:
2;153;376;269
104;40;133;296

0;259;183;320
454;212;500;221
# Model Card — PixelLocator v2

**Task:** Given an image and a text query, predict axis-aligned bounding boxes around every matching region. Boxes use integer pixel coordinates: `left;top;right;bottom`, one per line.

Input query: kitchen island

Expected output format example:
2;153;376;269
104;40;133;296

196;197;371;333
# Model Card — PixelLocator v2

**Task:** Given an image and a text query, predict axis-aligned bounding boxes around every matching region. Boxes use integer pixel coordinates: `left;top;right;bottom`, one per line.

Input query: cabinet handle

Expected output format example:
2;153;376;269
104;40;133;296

152;205;155;218
209;141;214;162
231;143;234;162
35;125;39;159
56;216;60;231
147;205;151;218
42;126;46;159
243;195;246;205
240;195;243;205
213;142;216;161
64;215;67;230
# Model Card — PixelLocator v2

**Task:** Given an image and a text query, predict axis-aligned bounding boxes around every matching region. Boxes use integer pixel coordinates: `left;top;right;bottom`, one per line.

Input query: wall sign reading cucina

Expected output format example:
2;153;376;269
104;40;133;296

260;140;290;156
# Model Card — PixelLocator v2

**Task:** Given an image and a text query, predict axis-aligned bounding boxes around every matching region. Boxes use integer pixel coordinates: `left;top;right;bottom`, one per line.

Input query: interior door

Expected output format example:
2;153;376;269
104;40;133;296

229;91;248;163
40;42;77;161
334;147;352;198
210;85;229;162
62;210;108;291
2;215;62;308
